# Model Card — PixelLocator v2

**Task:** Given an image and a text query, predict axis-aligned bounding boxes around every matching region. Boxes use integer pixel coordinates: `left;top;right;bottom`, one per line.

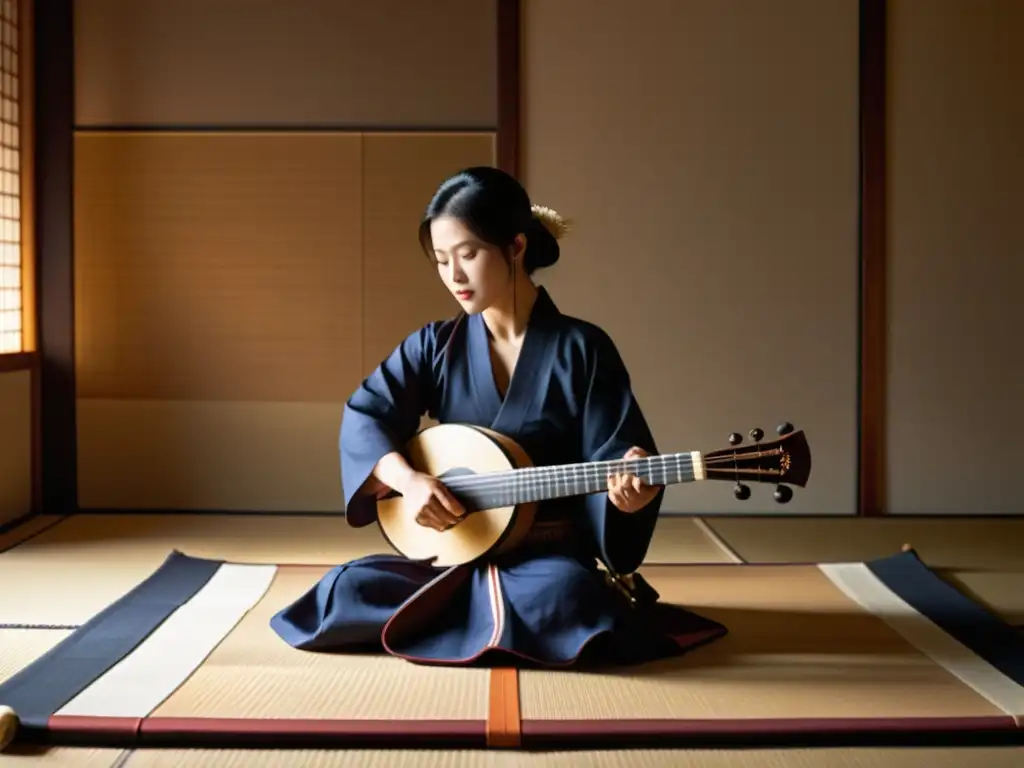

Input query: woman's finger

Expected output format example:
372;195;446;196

433;483;465;518
425;499;456;529
415;508;443;531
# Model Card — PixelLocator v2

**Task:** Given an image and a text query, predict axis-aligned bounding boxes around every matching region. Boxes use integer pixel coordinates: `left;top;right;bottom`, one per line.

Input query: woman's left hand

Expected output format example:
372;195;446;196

607;446;660;513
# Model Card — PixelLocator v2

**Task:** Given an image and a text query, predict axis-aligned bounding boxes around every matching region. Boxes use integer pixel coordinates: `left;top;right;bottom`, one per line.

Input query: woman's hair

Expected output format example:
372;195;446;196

418;166;569;275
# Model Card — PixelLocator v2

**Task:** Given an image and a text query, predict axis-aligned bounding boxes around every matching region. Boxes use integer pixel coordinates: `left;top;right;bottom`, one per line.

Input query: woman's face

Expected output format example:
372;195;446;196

429;215;522;314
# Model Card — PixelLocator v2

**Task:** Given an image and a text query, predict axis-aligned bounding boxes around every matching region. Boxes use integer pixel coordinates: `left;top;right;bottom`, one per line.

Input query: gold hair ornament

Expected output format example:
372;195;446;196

531;204;571;240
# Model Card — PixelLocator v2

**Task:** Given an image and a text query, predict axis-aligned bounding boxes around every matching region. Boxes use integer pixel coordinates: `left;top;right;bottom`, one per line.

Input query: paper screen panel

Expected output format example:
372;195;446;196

886;0;1024;515
0;0;21;354
76;399;346;511
73;132;364;402
361;133;495;372
522;0;860;515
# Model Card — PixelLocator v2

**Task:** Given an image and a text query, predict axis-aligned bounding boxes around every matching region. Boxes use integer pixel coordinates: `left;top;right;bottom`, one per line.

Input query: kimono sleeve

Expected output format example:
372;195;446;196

579;329;664;575
340;323;443;527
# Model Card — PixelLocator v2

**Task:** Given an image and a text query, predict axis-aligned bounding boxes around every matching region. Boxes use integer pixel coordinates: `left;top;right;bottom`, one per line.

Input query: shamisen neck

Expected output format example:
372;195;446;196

438;450;705;510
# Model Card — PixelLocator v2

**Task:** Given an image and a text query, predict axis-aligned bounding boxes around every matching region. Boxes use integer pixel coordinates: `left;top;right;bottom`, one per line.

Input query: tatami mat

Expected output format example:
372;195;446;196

0;513;392;626
703;516;1024;570
8;552;1019;743
2;512;1023;767
0;746;125;766
519;564;1010;723
0;514;732;626
150;565;489;721
2;512;729;564
3;513;394;565
0;515;63;554
0;628;72;684
645;516;735;563
702;516;1024;628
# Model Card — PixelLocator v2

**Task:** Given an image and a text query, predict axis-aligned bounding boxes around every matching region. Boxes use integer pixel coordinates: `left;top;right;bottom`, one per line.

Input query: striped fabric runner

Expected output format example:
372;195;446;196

819;558;1024;726
0;552;273;728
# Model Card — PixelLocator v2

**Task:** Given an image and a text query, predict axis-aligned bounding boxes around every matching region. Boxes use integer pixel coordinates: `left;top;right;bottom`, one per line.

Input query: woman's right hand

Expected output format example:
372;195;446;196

399;472;466;531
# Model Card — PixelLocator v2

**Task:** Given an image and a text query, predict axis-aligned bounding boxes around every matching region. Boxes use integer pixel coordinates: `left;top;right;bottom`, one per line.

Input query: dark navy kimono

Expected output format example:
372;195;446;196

270;288;726;667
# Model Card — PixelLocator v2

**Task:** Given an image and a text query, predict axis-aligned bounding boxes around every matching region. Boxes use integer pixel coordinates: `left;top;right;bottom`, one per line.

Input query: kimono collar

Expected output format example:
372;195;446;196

468;285;561;431
527;285;560;328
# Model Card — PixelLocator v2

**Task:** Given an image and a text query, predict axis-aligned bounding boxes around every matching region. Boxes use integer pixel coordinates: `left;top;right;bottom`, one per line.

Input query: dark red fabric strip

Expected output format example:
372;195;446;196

138;716;487;748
